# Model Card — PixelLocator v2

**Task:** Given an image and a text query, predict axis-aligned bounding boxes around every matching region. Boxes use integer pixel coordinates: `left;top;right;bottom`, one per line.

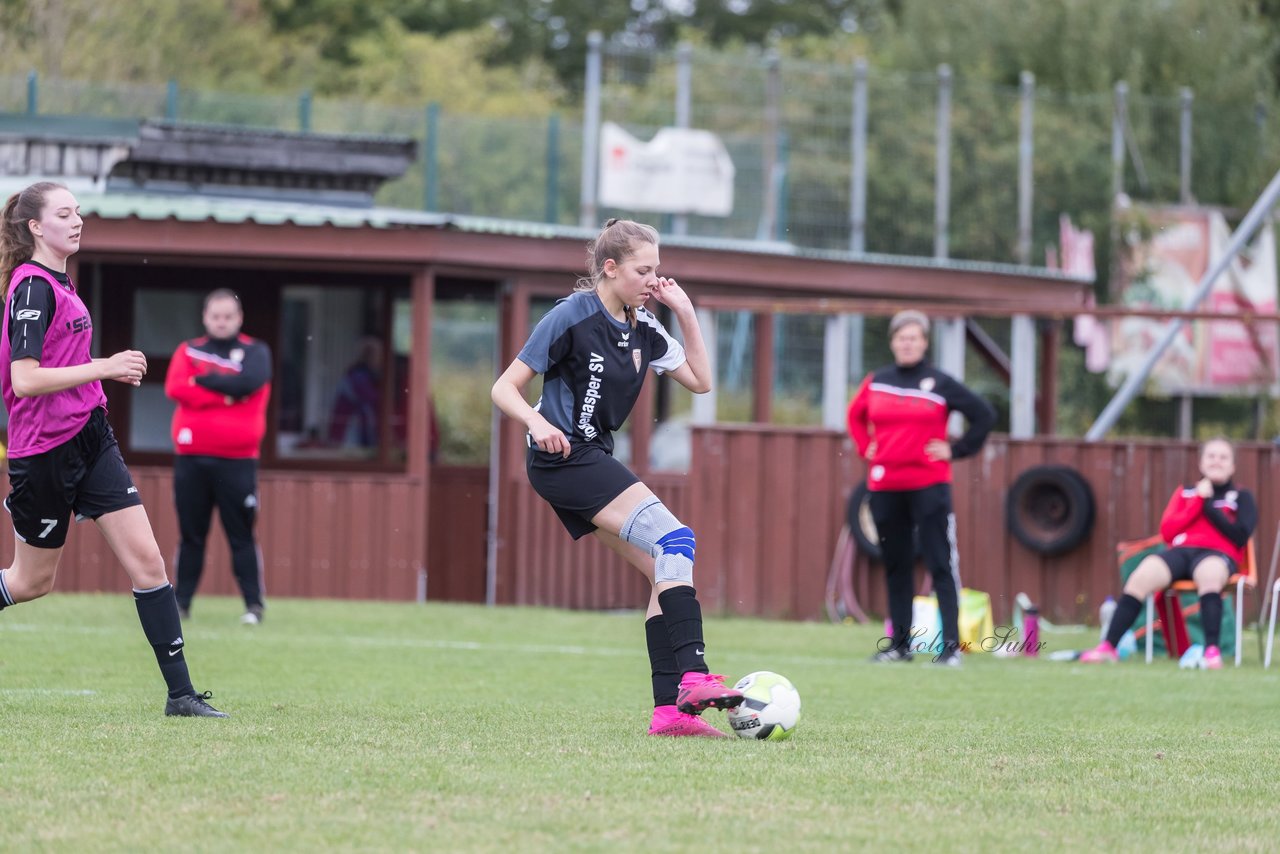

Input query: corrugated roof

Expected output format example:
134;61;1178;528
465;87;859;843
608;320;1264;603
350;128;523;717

0;182;1090;284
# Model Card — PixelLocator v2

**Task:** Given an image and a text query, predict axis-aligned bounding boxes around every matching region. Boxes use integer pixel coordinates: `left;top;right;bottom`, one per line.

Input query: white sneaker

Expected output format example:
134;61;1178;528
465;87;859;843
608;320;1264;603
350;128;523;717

240;605;263;625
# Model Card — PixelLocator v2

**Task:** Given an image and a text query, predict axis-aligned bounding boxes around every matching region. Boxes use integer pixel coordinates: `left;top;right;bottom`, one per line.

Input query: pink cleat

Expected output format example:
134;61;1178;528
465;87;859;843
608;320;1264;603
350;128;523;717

1079;641;1119;663
675;672;744;715
1202;645;1223;670
648;705;729;738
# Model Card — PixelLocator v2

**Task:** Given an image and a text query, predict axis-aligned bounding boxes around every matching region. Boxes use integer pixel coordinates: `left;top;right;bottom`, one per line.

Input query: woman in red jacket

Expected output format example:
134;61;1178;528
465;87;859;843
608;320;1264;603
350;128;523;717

847;310;995;666
1081;438;1256;669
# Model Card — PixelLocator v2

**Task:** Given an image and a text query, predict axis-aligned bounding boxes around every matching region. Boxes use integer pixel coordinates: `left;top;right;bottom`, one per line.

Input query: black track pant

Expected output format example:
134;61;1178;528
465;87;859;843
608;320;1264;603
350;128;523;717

173;455;263;610
869;483;961;651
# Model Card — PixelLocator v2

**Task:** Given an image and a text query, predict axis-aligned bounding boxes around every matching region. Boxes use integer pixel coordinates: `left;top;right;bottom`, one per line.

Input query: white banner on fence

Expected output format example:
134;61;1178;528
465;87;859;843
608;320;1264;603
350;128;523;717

598;122;735;217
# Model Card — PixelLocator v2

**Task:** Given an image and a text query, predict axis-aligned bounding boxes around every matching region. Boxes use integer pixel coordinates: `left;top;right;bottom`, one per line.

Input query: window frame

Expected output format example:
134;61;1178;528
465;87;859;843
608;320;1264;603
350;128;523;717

92;261;414;473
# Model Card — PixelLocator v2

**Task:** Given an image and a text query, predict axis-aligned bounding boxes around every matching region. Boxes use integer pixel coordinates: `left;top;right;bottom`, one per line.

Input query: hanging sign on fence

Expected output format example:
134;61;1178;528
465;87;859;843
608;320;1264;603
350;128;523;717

1108;204;1279;394
599;122;735;217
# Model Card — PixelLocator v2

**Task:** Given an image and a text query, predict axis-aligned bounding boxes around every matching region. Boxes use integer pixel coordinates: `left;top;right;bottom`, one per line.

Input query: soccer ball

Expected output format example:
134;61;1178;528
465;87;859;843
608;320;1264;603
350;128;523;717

726;671;801;741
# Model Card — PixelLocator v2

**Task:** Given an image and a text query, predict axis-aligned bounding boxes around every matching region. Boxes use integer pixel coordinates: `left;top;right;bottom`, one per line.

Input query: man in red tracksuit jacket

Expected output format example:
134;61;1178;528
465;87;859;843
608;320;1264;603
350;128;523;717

847;310;995;665
165;289;272;625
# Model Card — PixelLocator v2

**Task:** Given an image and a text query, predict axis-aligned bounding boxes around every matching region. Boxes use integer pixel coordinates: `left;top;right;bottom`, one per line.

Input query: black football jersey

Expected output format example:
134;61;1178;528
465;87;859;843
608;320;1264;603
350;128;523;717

518;290;685;454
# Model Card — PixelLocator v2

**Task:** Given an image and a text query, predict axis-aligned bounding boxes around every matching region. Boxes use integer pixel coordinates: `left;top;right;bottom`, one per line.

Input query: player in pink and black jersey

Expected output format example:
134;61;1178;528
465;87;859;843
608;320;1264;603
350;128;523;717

0;181;226;717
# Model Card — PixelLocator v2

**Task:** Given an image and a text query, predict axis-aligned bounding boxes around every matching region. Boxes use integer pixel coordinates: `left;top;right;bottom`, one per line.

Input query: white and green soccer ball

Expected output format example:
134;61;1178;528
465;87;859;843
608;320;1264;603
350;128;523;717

726;671;801;741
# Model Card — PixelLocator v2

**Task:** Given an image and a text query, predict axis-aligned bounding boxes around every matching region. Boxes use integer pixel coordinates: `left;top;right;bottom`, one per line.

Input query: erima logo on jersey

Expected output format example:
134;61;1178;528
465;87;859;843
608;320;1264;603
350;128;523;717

177;427;193;445
15;309;40;321
617;331;630;348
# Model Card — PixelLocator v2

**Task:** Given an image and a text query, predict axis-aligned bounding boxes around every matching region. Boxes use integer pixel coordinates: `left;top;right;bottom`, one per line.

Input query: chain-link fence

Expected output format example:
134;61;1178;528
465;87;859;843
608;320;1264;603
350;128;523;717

594;45;1280;269
4;46;1278;269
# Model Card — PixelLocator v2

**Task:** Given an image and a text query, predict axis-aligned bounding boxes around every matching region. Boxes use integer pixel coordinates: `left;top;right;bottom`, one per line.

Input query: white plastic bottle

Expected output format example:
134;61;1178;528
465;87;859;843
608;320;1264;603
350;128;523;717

1099;596;1117;641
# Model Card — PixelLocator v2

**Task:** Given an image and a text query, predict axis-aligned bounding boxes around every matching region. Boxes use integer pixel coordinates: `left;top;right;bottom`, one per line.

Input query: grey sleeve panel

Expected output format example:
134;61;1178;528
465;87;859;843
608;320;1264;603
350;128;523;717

534;376;576;434
637;309;686;375
517;294;596;373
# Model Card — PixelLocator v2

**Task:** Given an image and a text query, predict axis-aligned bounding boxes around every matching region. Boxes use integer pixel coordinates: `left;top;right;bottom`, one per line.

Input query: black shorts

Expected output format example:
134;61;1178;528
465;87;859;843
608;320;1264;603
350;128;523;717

5;408;143;549
526;443;639;540
1154;547;1237;582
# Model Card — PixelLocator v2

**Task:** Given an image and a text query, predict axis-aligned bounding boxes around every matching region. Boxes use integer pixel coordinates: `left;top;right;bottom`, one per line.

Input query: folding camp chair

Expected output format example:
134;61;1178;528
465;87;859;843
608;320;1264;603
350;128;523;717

1116;536;1256;666
1265;577;1280;669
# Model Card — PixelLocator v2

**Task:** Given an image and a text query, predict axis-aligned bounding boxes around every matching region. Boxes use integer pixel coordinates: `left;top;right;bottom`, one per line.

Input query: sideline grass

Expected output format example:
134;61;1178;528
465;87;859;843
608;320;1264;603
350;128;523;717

2;594;1278;852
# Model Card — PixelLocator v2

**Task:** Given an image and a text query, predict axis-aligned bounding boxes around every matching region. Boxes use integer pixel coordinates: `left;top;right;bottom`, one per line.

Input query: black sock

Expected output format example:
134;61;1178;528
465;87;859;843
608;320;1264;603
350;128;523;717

645;615;679;707
1105;594;1143;648
658;586;709;676
0;568;13;610
1200;592;1223;649
134;584;194;700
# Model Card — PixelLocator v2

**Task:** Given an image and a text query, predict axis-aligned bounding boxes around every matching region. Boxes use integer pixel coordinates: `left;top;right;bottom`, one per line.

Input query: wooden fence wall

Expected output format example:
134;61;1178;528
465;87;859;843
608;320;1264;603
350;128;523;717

34;468;425;602
38;431;1278;628
686;427;1280;624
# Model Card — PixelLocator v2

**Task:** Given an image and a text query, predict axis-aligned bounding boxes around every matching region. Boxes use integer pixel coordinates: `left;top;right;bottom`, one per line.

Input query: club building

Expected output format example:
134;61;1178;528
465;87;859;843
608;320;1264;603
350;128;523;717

3;116;1201;626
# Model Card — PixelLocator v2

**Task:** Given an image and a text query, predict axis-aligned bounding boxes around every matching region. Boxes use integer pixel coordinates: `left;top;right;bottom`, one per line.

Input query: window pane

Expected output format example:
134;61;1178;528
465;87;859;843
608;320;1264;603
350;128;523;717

651;309;692;472
129;383;176;451
133;290;204;356
276;285;389;461
391;292;412;463
716;310;754;421
773;313;824;425
433;290;497;465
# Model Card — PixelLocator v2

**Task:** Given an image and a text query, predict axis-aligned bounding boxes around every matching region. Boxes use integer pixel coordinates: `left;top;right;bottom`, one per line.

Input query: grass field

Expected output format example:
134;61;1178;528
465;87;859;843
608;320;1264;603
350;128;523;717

2;594;1279;852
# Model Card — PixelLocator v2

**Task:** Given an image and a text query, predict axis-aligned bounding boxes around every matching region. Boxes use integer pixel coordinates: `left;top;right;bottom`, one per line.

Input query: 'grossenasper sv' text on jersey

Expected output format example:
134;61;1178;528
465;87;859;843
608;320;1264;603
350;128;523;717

518;291;685;454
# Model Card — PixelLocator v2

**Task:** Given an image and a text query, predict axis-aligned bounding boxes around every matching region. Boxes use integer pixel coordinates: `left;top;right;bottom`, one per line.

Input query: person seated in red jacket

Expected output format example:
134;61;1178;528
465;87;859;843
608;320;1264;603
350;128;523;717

1081;438;1257;669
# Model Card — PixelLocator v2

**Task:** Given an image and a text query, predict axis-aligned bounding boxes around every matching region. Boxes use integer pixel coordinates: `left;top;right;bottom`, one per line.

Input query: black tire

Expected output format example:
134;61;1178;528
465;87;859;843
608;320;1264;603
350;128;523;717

847;482;883;561
1006;464;1096;557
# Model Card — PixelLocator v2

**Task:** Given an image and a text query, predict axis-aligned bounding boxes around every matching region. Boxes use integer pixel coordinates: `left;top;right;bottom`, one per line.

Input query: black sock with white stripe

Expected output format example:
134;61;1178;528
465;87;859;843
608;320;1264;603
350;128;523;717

0;568;14;610
134;583;194;700
658;586;710;676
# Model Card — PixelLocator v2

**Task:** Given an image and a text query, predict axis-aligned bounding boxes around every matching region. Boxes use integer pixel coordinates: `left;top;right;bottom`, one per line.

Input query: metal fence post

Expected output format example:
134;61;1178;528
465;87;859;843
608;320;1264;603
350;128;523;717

1180;87;1194;204
850;59;868;253
934;64;952;260
545;113;560;224
673;41;693;236
166;79;179;121
423;102;439;211
579;31;604;229
776;129;790;241
1112;81;1127;199
1017;71;1035;266
298;90;312;133
823;315;851;430
1010;315;1036;437
26;71;37;116
757;50;781;241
